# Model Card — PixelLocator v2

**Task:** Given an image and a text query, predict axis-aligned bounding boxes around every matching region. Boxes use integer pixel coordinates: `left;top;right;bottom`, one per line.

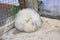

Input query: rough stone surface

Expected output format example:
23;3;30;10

0;17;60;40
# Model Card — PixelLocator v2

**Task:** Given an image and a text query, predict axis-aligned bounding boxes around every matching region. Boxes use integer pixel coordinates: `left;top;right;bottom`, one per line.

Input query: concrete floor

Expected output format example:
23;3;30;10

0;17;60;40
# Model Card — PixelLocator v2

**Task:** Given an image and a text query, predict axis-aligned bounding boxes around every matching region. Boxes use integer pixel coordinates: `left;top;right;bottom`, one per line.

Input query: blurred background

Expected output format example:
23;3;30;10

0;0;60;36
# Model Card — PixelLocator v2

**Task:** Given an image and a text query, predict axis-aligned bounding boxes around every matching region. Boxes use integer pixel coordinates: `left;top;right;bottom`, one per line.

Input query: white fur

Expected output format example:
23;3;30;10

14;8;41;32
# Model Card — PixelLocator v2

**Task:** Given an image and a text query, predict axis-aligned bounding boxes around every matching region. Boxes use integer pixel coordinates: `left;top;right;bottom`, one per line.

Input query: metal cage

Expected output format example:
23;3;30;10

0;0;27;27
0;0;38;36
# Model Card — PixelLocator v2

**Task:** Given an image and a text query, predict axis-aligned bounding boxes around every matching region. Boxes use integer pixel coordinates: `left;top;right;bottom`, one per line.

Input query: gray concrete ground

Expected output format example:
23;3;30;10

0;17;60;40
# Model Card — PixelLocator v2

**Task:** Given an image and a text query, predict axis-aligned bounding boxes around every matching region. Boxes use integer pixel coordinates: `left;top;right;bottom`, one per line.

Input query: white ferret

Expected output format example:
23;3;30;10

14;8;41;32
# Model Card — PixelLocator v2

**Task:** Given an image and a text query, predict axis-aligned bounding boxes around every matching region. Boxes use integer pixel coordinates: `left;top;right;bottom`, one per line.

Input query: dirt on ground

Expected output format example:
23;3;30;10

0;17;60;40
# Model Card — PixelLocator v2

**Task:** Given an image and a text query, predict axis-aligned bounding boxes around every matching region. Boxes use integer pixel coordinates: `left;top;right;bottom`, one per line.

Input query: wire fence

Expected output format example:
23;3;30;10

0;0;26;27
0;8;15;27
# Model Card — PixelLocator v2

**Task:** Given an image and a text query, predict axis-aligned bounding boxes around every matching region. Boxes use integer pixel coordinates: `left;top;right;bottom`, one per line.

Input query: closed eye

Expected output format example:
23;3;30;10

26;18;32;22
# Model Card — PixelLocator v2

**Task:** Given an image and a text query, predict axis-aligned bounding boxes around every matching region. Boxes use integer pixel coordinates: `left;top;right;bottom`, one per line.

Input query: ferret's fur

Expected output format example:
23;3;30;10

14;8;41;32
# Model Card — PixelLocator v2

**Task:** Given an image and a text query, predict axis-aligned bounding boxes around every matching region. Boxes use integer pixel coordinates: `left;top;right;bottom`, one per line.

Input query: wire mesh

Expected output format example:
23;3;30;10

0;8;15;27
0;0;26;27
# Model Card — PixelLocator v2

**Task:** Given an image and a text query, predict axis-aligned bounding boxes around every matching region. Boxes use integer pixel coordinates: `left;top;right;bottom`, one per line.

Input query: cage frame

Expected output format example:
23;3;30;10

0;0;38;36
